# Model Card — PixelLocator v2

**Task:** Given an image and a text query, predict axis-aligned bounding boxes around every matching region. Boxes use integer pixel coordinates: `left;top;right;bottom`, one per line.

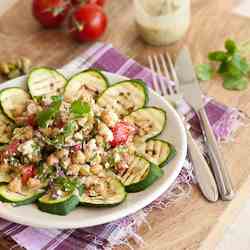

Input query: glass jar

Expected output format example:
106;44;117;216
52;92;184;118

134;0;191;46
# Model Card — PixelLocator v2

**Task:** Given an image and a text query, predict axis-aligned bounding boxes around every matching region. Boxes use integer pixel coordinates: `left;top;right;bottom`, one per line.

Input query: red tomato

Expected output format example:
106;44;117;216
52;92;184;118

69;4;108;42
5;140;21;156
71;0;106;6
55;118;65;129
21;165;36;184
88;0;106;6
110;121;136;147
27;115;37;128
73;144;82;151
32;0;71;28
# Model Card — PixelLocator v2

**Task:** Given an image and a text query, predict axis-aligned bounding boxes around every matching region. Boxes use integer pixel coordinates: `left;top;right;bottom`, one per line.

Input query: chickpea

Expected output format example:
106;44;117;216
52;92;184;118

13;106;25;117
52;128;60;136
27;178;42;189
100;111;118;127
85;175;99;188
0;163;10;172
78;117;88;127
72;151;86;164
40;127;53;137
56;149;68;159
98;122;113;142
79;164;90;176
90;154;102;167
24;127;33;140
96;135;104;147
128;144;136;154
27;103;38;115
67;164;80;176
62;158;71;169
4;126;12;134
91;164;104;176
8;177;22;193
47;154;59;166
95;181;107;197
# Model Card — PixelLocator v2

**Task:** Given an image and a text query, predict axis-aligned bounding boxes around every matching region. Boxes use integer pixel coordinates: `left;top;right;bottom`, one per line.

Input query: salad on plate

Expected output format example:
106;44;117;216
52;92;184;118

0;67;176;215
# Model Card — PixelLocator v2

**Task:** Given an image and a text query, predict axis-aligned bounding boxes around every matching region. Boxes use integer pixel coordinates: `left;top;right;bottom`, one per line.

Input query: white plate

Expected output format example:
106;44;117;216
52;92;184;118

0;71;187;229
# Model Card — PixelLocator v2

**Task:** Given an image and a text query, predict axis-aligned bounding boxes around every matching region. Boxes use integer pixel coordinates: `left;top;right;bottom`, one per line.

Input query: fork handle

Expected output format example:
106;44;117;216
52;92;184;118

186;129;218;202
198;107;234;201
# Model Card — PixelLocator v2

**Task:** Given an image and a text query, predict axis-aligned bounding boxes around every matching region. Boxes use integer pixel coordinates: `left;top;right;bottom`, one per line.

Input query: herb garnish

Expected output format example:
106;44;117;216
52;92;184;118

55;177;80;193
37;96;63;128
63;120;77;137
70;100;91;118
196;39;250;90
196;64;213;81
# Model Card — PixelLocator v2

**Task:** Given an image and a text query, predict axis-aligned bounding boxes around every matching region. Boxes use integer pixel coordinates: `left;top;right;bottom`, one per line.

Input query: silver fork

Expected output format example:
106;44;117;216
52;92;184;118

148;53;219;202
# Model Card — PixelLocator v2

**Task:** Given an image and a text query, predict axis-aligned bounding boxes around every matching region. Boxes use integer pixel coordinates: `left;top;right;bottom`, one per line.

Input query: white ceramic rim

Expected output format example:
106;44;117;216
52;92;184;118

0;71;187;229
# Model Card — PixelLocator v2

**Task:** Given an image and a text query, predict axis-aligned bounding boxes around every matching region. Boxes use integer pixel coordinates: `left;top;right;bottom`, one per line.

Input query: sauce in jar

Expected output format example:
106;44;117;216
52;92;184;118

134;0;190;46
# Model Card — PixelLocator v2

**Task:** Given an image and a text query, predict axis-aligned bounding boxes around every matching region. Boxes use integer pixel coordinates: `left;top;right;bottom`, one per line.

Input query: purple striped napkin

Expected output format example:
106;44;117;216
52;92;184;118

0;43;244;250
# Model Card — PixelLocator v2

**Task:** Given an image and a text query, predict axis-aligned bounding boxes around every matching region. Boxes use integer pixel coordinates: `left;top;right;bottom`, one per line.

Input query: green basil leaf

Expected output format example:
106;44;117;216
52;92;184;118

70;100;91;117
225;39;237;54
208;51;228;62
223;75;248;90
195;64;213;81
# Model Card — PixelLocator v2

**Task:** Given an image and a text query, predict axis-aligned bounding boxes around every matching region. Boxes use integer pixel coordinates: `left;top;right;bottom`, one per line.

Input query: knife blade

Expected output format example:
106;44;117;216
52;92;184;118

175;47;234;201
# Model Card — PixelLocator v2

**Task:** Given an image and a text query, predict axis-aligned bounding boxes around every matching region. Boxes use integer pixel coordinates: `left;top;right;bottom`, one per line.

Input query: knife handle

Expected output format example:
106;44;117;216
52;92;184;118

186;129;218;202
198;108;234;201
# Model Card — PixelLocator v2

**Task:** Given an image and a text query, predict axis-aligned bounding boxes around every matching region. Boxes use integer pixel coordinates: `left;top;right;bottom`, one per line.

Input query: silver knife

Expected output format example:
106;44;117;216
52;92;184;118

175;47;234;201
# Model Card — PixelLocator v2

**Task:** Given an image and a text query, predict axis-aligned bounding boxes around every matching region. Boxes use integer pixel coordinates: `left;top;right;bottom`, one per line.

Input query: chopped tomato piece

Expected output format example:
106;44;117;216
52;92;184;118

55;118;65;129
4;140;21;156
21;165;36;184
73;144;82;151
110;121;136;147
27;114;37;128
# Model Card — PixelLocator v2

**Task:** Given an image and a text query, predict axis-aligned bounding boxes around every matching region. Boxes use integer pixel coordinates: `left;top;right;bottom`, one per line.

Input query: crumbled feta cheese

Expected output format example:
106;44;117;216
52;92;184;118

113;152;121;163
18;140;38;156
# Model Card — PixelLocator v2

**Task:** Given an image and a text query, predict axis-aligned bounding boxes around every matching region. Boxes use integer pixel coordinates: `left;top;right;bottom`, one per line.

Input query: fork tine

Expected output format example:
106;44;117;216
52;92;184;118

152;55;168;96
166;52;180;93
148;55;161;93
159;54;175;96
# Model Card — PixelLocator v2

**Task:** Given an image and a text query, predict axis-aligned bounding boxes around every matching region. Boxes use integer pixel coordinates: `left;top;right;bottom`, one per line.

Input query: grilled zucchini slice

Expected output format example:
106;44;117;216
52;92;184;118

114;155;163;193
97;80;148;117
0;172;12;183
124;107;166;142
27;67;67;100
0;185;44;206
37;186;83;216
0;111;14;143
64;69;108;103
80;176;126;207
0;88;31;121
136;139;176;167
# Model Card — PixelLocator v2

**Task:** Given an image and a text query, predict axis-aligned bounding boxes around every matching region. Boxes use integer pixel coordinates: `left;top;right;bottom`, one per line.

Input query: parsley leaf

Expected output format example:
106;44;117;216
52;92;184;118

199;39;250;91
63;121;77;137
196;64;214;81
55;177;80;193
70;100;91;118
225;39;237;54
223;75;248;90
208;51;227;62
37;96;62;128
